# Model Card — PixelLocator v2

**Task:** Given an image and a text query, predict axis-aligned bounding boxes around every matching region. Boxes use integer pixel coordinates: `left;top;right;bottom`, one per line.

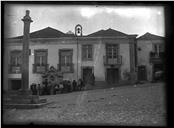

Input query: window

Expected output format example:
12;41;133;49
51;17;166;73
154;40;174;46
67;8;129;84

61;55;72;66
60;50;72;66
33;49;48;73
35;51;47;66
11;50;22;66
9;50;22;73
154;44;158;53
82;45;93;60
106;44;119;58
153;44;164;57
159;44;164;52
59;49;73;72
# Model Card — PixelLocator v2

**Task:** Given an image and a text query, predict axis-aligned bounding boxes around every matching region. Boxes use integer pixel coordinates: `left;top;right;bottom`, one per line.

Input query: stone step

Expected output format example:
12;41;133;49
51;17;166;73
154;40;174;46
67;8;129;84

3;94;46;105
3;102;49;109
7;95;39;99
4;90;32;95
4;98;47;104
4;99;32;104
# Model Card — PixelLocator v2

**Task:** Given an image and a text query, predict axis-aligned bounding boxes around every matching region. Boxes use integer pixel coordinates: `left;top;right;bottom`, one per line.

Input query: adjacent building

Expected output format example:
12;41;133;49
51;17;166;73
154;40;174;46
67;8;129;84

4;26;138;91
137;32;165;82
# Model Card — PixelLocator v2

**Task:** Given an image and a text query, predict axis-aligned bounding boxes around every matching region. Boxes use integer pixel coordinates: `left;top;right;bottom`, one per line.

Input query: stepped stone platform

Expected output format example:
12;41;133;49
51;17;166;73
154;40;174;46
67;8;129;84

3;90;48;109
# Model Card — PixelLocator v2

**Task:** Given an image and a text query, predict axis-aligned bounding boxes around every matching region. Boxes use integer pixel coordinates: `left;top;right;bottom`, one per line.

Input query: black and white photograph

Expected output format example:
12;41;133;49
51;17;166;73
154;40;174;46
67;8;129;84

2;3;166;126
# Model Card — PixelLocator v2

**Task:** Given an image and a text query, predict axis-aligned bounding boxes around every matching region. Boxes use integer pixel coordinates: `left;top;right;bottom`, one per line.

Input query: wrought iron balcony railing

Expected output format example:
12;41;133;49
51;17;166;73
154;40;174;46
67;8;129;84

33;64;49;73
8;64;21;74
57;63;74;73
103;55;122;66
149;52;164;63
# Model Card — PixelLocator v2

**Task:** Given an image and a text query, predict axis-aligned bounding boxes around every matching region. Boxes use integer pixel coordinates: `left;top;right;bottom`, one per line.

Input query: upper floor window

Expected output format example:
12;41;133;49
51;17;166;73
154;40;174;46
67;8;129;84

9;50;22;73
33;49;48;73
59;49;73;72
60;51;72;66
35;50;47;66
106;44;119;58
153;44;164;53
11;50;22;66
82;44;93;61
159;44;164;52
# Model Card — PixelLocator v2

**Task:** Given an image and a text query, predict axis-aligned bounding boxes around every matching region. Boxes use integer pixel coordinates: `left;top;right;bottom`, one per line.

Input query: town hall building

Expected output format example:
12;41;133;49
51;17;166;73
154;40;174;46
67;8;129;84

4;26;138;91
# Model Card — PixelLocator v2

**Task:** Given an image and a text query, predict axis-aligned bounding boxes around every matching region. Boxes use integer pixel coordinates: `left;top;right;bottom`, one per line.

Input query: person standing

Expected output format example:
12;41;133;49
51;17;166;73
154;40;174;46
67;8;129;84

43;79;48;95
30;83;34;95
77;79;81;91
81;79;85;90
63;80;67;93
78;79;84;91
72;80;77;91
38;84;41;95
91;73;95;86
54;84;59;94
59;82;64;93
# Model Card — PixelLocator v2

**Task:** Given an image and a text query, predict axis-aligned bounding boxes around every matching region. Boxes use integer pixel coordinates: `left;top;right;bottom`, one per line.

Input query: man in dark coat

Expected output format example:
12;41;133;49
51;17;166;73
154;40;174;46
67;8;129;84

72;80;77;91
43;79;48;95
91;73;95;86
78;79;85;91
81;79;85;90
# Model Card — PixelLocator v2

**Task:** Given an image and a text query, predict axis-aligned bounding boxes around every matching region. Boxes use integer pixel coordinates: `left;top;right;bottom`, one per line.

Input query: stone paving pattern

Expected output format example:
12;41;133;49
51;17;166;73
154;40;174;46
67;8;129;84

3;82;166;126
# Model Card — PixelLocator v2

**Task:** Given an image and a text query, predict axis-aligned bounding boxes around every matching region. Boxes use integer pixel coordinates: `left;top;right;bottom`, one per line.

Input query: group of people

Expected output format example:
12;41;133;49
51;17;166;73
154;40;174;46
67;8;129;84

30;79;85;95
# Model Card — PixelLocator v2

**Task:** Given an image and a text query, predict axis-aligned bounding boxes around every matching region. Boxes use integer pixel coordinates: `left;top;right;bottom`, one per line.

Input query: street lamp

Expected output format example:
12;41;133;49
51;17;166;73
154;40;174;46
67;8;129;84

75;24;82;81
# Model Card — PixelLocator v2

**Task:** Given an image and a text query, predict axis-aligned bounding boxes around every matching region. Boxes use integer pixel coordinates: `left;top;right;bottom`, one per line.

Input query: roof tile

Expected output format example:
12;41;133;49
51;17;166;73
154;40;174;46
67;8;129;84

138;32;164;40
11;27;67;39
87;28;128;37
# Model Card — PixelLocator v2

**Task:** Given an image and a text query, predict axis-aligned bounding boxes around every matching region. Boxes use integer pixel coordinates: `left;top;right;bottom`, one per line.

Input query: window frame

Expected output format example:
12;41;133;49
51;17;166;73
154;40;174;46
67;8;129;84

33;49;48;73
106;44;119;59
59;49;74;73
82;44;93;61
153;43;164;57
9;50;22;74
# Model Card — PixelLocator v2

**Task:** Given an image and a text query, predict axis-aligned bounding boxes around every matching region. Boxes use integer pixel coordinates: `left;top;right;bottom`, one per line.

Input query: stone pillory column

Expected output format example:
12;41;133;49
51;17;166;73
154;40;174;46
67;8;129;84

3;10;47;109
21;10;33;91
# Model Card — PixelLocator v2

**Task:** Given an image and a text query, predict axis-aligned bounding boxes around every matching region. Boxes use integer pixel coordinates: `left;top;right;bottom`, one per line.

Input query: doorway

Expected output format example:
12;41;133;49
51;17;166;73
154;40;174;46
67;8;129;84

153;64;164;81
138;66;147;81
10;79;22;90
82;67;93;84
106;68;119;84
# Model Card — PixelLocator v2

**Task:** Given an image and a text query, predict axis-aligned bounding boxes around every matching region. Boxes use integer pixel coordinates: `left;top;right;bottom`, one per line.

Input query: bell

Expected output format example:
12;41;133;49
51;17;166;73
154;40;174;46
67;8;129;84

77;28;81;34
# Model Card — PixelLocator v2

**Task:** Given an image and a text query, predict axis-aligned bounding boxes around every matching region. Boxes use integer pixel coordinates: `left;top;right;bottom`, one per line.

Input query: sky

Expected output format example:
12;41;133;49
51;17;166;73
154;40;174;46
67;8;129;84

4;4;165;38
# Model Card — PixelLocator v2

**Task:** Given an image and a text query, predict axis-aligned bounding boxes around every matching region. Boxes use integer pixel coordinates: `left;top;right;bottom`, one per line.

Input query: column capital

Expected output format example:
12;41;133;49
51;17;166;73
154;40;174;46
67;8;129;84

22;10;33;23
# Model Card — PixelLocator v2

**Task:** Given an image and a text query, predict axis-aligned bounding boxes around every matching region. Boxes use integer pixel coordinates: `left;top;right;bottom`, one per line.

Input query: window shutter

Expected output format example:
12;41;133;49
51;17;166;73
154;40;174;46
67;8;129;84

35;50;47;66
35;56;40;65
159;44;164;52
67;55;72;65
18;56;22;65
82;45;93;60
11;56;15;65
42;56;47;65
82;46;86;59
61;56;65;65
88;45;92;59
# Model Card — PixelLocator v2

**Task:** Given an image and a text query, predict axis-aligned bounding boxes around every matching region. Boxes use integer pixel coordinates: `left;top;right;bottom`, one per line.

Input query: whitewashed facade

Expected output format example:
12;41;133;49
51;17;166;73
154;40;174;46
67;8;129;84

4;27;138;91
137;32;164;82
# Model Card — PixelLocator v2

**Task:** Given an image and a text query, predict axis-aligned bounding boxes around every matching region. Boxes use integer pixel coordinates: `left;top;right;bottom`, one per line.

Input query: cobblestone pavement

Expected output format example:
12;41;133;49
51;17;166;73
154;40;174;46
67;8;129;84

3;82;166;126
